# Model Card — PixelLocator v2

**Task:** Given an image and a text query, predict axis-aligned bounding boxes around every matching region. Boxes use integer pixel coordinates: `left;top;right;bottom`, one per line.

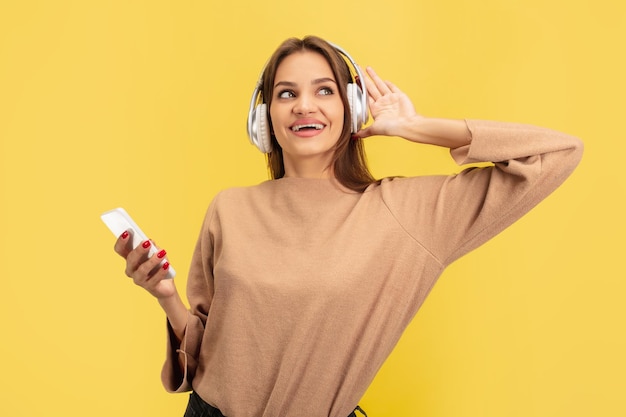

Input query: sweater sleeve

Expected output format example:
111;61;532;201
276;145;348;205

382;119;584;266
161;198;219;393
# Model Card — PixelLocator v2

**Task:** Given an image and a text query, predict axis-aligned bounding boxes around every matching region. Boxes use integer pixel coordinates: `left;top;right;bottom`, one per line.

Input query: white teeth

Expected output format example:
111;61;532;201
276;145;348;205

291;124;324;132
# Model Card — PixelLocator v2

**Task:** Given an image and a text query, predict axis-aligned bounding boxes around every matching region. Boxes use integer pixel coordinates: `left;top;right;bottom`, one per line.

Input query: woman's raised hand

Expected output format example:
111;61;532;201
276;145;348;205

114;232;178;300
354;66;422;140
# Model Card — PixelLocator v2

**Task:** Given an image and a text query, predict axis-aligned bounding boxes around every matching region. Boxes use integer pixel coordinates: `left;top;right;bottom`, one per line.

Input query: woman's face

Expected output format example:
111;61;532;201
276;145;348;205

269;50;345;177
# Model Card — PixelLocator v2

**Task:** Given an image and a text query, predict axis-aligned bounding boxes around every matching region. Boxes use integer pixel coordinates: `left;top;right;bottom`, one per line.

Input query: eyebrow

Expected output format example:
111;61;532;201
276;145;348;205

274;77;337;89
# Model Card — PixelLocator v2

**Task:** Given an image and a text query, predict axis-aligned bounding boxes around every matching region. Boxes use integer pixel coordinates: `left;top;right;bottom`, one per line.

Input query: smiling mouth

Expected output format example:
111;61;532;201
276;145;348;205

291;123;325;132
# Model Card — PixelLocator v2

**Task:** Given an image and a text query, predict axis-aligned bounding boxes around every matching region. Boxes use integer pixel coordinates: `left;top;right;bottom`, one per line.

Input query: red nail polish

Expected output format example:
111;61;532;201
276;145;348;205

162;262;170;270
351;134;359;141
157;249;166;259
121;231;129;239
142;240;151;249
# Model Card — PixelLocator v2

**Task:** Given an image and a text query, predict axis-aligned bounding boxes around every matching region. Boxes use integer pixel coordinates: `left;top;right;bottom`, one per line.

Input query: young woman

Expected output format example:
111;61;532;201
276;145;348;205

113;36;583;417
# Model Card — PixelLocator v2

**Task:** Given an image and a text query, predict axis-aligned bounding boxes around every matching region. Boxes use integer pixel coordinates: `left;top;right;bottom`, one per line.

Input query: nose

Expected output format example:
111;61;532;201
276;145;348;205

293;93;317;115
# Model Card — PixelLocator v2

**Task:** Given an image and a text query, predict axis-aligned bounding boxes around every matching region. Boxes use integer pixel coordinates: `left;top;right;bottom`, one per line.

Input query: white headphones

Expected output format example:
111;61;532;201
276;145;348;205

246;42;368;154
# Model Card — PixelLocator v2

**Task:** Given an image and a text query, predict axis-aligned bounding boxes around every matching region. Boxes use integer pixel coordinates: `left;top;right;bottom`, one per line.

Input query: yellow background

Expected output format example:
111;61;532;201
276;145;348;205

1;0;624;416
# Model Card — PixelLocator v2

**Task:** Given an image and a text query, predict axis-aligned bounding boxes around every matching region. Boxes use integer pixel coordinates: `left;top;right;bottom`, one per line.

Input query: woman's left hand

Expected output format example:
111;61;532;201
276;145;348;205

353;66;422;139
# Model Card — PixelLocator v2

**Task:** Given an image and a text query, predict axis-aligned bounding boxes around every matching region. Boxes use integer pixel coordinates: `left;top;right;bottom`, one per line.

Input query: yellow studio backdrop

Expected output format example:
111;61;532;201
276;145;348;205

0;0;623;416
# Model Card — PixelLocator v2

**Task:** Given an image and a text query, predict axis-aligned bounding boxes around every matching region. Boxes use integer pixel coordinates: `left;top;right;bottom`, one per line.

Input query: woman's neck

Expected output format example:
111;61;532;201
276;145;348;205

282;156;335;179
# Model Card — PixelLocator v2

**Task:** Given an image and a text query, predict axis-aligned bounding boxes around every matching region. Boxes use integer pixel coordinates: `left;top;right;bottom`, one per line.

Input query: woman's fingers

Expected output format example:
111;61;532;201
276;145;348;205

112;232;174;298
123;239;153;278
359;66;379;100
364;66;392;100
135;248;168;281
113;230;133;258
354;125;373;139
370;67;393;95
385;79;402;94
133;249;174;297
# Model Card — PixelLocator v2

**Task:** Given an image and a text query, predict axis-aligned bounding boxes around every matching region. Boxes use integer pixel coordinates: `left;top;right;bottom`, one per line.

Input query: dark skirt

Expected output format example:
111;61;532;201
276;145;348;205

183;391;367;417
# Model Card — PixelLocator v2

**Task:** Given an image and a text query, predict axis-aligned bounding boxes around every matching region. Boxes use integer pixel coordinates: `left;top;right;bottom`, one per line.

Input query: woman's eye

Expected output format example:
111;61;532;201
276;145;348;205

318;87;334;96
278;90;295;99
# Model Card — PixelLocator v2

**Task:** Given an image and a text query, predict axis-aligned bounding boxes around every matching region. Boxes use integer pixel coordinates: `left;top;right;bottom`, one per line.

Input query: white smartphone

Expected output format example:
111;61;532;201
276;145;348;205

100;207;176;279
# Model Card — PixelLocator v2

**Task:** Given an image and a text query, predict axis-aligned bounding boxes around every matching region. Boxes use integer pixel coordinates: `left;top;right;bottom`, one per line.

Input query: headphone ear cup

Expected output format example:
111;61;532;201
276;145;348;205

250;103;273;153
346;83;363;133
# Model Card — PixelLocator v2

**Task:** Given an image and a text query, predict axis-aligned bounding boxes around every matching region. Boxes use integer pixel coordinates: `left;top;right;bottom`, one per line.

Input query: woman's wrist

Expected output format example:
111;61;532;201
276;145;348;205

158;290;188;341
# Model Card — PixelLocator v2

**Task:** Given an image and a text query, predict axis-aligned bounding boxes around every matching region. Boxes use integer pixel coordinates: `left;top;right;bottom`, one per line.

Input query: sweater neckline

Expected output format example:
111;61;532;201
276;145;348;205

271;176;360;194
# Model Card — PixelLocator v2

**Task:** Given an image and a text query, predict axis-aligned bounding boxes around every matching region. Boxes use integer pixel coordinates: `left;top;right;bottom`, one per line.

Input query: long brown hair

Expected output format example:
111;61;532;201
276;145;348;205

260;36;376;192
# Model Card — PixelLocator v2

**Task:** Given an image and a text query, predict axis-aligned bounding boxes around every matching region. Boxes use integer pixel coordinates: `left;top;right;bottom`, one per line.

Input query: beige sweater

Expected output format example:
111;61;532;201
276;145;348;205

162;120;583;417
